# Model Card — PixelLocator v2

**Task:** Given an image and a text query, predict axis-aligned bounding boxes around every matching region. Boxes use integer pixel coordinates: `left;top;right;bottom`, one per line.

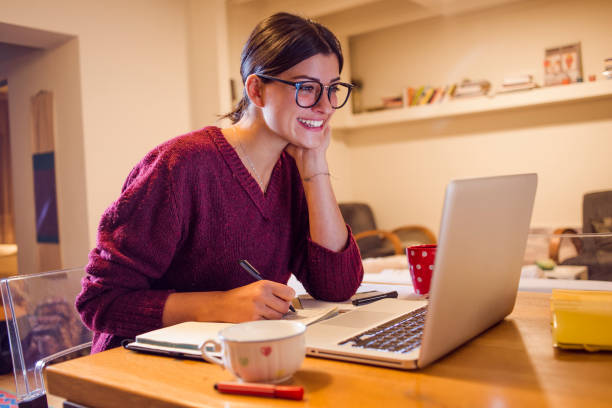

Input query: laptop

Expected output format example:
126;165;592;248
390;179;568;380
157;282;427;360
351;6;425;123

305;173;537;369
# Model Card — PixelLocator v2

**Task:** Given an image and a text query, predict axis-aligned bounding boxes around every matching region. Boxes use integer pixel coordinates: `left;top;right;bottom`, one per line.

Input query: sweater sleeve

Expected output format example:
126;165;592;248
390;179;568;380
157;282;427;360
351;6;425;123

289;179;364;301
76;148;184;338
297;226;364;301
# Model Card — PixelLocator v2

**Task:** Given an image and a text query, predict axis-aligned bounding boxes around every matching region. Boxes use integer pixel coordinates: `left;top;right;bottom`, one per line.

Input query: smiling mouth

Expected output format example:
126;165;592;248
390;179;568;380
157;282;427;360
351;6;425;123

298;118;324;128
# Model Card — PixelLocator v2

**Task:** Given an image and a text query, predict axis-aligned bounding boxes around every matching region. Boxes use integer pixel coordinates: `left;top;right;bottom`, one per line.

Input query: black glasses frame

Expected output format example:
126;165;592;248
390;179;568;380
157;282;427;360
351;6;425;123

256;74;354;109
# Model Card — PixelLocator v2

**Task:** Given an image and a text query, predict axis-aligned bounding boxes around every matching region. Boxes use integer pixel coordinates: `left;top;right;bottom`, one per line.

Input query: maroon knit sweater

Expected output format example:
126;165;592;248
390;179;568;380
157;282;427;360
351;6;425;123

76;126;363;353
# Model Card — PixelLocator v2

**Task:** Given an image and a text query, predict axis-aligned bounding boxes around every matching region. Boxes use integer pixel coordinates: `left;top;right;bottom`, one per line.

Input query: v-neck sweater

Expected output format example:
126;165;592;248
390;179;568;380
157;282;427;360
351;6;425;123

76;126;363;353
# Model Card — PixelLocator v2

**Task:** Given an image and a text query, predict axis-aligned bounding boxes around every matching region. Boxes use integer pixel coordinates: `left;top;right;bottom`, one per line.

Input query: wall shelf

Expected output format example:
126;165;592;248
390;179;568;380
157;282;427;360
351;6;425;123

335;81;612;130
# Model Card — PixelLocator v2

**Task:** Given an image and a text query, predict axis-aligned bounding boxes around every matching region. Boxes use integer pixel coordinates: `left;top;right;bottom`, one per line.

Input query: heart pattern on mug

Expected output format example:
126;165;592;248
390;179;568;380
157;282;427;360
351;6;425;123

260;346;272;357
239;357;249;366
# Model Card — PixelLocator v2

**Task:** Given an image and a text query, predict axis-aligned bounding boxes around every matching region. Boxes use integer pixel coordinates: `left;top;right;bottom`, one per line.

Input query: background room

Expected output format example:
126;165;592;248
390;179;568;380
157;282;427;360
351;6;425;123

1;2;612;406
1;0;611;279
226;0;612;281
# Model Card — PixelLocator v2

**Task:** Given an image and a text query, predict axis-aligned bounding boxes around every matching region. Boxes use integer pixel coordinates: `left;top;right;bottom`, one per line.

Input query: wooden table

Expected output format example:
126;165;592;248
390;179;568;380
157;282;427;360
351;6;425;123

46;292;612;407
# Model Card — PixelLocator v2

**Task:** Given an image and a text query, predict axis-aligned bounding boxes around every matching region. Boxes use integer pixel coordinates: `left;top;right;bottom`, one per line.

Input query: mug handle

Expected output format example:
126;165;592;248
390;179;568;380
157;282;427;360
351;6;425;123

200;339;224;368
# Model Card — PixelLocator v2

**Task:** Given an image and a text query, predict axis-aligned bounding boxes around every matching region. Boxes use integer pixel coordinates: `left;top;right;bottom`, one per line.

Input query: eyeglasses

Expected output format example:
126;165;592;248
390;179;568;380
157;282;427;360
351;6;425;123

256;74;354;109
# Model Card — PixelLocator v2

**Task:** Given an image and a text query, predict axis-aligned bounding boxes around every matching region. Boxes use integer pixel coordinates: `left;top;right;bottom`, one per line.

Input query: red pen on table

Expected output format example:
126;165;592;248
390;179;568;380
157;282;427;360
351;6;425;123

214;381;304;400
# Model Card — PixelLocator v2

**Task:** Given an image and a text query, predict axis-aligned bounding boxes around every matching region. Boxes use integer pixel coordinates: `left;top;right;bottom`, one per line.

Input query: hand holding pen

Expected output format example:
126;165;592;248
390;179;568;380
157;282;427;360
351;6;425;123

239;260;296;313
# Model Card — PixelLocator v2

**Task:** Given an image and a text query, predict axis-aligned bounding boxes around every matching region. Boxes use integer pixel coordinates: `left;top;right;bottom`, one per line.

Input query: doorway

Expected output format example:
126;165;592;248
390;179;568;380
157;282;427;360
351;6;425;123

1;26;89;275
0;78;18;277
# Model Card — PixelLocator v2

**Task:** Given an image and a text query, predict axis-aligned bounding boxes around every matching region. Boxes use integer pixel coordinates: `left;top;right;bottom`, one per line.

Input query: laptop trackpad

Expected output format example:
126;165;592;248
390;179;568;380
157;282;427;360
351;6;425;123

320;311;394;328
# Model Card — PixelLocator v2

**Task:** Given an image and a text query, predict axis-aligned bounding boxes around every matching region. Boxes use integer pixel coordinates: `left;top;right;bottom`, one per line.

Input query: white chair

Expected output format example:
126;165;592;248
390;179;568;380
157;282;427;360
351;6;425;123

1;267;92;408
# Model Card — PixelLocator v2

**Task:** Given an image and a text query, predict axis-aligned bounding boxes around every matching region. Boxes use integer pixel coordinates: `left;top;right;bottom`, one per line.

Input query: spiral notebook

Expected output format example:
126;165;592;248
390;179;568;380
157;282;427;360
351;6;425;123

124;306;338;360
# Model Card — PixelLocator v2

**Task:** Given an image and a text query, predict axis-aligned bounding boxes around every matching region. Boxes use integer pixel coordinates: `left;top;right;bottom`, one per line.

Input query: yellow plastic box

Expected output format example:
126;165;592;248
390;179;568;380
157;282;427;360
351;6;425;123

551;289;612;352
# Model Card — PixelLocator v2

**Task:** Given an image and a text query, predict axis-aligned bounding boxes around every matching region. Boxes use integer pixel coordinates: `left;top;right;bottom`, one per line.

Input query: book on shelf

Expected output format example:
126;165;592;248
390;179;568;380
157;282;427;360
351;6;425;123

364;106;388;112
402;85;453;107
502;74;533;86
411;86;426;106
405;87;415;106
382;95;403;108
419;87;435;105
398;78;533;109
495;82;539;94
495;73;538;94
428;87;440;104
453;79;491;98
441;85;451;102
430;86;448;104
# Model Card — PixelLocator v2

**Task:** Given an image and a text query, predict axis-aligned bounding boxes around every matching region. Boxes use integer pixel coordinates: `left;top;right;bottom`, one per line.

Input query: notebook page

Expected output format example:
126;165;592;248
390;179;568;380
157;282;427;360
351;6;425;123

281;306;338;325
134;321;232;350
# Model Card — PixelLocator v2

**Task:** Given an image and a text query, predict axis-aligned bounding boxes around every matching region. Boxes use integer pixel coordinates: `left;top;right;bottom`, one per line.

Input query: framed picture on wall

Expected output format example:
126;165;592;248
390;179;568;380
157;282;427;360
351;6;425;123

32;152;60;243
544;43;583;86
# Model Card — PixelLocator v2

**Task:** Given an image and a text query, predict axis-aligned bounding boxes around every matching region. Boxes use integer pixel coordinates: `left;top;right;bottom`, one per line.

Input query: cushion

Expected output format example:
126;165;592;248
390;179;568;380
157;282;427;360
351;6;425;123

592;217;612;233
591;217;612;251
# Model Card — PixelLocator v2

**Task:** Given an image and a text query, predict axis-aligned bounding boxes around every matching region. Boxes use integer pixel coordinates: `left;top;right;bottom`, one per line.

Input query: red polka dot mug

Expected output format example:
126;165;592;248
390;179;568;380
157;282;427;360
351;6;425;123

406;244;437;295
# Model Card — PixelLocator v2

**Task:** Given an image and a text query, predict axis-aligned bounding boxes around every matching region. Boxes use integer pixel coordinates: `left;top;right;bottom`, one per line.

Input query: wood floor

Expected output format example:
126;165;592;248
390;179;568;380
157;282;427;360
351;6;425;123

0;368;65;407
0;372;15;391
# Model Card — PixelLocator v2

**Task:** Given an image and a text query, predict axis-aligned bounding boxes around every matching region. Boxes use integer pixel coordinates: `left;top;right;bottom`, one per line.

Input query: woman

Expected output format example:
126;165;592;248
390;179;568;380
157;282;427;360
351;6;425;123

77;12;363;353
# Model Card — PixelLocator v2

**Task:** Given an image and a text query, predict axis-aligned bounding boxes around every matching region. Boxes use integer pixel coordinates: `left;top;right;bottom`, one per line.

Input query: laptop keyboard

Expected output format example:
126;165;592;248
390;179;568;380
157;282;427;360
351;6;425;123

338;306;428;354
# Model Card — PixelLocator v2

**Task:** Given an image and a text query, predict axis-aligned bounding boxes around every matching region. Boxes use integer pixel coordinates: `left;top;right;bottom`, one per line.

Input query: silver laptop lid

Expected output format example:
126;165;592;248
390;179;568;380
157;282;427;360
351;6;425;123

418;173;537;368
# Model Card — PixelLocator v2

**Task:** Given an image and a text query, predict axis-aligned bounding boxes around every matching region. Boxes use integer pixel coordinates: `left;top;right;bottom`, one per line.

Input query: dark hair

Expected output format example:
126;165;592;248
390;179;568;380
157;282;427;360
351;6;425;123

222;12;344;124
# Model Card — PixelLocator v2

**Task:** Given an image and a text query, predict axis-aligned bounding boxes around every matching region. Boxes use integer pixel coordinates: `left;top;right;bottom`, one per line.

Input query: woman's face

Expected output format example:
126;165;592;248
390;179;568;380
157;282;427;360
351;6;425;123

260;53;340;149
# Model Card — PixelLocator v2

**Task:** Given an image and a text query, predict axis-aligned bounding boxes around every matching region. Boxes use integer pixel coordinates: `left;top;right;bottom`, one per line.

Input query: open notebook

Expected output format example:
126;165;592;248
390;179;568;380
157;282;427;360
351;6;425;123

124;306;338;360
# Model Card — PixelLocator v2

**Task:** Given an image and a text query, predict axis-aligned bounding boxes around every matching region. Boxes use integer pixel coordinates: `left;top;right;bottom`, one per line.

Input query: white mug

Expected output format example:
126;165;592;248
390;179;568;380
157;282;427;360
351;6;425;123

200;320;306;383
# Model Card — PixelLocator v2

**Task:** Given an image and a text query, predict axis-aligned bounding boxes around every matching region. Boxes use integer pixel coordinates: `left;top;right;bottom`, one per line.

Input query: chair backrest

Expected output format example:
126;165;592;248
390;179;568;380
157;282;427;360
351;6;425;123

582;191;612;253
1;267;92;407
339;202;397;259
338;203;377;234
392;225;437;248
583;191;612;233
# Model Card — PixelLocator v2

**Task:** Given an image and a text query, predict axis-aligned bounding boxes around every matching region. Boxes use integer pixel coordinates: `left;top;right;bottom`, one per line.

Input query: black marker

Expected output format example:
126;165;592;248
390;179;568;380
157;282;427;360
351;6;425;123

239;260;296;312
351;290;399;306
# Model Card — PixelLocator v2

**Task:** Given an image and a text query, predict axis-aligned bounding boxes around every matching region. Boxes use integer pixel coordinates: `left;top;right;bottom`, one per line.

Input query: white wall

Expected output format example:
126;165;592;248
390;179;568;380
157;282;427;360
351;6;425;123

348;101;612;232
344;0;612;233
187;0;232;129
1;0;195;265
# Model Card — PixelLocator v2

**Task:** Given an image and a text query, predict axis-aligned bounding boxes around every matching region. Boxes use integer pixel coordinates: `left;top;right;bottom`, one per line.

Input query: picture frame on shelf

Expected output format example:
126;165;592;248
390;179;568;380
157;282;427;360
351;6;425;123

544;43;583;86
